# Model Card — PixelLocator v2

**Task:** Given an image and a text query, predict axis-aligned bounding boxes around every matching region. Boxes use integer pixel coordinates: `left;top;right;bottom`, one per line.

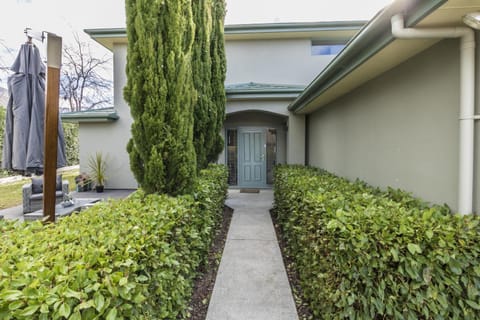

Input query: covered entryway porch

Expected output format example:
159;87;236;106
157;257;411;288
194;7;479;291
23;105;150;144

219;109;305;188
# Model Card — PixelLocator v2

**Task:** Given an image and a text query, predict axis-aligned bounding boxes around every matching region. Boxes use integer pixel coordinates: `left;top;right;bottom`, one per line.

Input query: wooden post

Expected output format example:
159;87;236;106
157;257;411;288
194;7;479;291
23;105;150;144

43;33;62;223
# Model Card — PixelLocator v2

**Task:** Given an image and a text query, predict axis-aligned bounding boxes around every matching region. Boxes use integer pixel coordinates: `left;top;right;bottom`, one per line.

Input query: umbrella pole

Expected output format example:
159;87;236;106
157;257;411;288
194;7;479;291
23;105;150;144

43;33;62;223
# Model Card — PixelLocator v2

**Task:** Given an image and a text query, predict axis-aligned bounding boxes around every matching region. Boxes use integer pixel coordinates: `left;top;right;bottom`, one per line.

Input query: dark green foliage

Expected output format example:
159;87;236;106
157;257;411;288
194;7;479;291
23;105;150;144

274;165;480;319
124;0;197;195
192;0;213;169
62;123;79;166
0;165;228;319
192;0;226;169
208;0;227;164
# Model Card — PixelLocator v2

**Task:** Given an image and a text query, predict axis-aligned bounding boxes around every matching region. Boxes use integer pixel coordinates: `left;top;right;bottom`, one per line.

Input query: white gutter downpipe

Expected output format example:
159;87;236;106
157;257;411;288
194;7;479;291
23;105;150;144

391;14;476;215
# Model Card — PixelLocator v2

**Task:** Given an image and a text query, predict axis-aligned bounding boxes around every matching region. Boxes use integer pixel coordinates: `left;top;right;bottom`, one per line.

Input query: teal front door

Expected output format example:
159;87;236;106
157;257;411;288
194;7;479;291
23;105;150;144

238;129;266;188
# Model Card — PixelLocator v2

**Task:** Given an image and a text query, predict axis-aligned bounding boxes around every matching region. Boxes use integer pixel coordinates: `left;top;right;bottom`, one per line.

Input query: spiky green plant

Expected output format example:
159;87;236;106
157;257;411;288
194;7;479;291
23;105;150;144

87;152;107;187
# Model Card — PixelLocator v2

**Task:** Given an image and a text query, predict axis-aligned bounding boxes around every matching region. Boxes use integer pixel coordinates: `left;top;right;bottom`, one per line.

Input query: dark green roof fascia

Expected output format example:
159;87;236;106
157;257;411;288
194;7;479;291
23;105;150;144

61;110;119;123
84;28;126;38
288;0;448;113
226;87;304;95
224;21;366;35
84;21;366;42
227;93;301;101
226;83;304;100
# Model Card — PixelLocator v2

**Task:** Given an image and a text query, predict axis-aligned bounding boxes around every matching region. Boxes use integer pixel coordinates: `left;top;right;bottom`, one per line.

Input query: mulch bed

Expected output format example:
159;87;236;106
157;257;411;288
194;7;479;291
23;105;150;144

270;209;314;320
184;205;233;320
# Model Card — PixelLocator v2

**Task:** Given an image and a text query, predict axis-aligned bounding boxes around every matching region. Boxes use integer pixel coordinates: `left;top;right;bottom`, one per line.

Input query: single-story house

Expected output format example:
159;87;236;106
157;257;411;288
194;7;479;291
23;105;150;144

64;0;480;214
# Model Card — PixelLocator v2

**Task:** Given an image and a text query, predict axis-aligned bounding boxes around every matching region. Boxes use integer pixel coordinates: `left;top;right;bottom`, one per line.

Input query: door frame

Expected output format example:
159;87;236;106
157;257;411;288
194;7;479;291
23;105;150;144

226;126;276;188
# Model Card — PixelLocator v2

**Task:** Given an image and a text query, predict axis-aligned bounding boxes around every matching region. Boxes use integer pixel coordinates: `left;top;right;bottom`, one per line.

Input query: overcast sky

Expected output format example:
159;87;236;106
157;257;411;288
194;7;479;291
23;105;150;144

0;0;391;86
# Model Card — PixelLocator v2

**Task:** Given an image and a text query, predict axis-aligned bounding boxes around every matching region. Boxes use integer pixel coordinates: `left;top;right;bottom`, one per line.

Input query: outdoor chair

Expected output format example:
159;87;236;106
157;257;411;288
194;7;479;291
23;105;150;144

22;175;69;213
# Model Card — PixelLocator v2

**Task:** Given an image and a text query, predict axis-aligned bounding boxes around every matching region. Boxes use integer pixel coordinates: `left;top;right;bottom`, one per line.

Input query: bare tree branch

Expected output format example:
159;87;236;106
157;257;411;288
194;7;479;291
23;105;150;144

60;33;113;112
0;39;15;84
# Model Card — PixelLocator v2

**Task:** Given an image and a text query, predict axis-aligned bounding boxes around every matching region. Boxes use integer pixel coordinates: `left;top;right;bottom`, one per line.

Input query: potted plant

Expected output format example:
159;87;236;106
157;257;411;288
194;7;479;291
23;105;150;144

88;152;107;193
74;172;92;192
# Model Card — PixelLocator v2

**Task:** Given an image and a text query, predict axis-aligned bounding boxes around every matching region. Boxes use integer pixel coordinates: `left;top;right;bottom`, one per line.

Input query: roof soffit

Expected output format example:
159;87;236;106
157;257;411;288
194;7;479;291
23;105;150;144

85;21;366;50
290;0;480;114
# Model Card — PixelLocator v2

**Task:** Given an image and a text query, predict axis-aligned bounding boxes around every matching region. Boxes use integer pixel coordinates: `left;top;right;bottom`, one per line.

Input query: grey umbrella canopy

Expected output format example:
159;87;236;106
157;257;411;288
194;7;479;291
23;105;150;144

2;42;66;175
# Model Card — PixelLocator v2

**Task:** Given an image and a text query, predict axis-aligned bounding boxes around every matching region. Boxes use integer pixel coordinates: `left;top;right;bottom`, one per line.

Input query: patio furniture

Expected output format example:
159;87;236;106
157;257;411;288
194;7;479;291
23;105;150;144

24;198;101;221
22;175;69;213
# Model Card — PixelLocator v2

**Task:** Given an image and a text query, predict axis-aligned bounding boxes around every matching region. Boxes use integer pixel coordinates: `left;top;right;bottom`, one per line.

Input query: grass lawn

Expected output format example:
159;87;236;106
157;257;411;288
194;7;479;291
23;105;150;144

0;169;79;210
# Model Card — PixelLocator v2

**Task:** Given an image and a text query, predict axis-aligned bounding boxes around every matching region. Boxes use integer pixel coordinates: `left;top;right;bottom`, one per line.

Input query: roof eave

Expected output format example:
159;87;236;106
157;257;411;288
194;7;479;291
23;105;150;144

288;0;448;114
84;21;367;49
84;28;127;51
227;92;302;101
84;28;127;37
224;21;366;34
61;112;119;123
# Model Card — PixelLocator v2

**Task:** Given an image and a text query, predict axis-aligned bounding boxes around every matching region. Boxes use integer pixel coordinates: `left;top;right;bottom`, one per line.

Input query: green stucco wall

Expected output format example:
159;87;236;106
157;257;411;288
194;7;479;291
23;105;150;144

308;39;479;212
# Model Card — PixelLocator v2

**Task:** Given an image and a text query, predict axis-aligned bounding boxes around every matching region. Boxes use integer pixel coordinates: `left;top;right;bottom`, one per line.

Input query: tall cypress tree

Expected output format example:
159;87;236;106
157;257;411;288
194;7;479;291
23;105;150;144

208;0;227;163
192;0;213;170
192;0;226;169
124;0;197;195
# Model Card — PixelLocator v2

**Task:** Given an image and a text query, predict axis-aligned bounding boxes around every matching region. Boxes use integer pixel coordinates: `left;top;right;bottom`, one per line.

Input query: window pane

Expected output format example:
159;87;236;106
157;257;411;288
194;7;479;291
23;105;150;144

311;44;345;56
227;129;237;185
266;129;276;185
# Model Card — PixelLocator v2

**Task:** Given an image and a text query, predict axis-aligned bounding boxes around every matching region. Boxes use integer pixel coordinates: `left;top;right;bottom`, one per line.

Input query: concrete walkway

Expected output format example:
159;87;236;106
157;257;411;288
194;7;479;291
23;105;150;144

206;189;298;320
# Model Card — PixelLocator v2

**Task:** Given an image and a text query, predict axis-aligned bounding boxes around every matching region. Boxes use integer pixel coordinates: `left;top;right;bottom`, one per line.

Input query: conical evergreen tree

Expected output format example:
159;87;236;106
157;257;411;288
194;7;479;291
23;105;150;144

192;0;214;170
208;0;227;163
124;0;197;195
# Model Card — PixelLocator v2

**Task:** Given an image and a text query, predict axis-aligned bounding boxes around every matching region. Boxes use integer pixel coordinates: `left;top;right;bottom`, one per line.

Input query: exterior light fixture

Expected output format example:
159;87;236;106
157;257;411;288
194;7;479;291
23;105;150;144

463;12;480;30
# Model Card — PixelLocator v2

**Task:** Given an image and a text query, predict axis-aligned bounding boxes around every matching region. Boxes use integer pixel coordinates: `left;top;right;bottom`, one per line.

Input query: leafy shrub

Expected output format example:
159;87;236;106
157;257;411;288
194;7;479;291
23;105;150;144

62;122;79;166
0;164;228;319
273;165;480;319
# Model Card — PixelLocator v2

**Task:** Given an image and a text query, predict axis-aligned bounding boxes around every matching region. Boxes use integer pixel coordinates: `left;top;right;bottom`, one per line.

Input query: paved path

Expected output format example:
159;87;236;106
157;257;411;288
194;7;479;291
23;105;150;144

206;189;298;320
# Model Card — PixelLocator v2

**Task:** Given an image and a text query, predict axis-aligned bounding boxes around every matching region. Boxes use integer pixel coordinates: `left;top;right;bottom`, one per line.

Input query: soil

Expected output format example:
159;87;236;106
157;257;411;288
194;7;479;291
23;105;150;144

184;205;233;320
270;209;314;320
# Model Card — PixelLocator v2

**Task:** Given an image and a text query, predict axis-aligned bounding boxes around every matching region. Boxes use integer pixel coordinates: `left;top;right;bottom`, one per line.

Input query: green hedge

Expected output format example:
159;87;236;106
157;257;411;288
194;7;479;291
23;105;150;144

274;165;480;319
0;164;228;319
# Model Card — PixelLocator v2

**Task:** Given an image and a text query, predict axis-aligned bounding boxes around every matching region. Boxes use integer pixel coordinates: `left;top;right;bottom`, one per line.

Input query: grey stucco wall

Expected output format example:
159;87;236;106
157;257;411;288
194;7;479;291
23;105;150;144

225;39;335;85
287;113;305;164
79;44;137;189
308;39;478;212
81;37;326;189
227;100;290;116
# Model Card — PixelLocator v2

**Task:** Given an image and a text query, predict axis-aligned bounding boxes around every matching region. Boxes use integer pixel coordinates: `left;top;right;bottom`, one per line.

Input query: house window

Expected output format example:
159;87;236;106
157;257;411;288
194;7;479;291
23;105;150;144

311;41;345;56
227;129;238;185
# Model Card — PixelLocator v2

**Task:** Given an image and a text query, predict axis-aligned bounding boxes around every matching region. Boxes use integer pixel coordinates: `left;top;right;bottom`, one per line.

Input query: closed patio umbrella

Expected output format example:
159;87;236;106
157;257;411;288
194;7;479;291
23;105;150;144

2;41;66;175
